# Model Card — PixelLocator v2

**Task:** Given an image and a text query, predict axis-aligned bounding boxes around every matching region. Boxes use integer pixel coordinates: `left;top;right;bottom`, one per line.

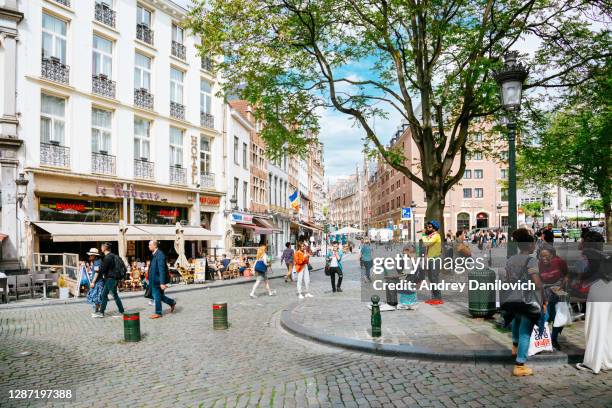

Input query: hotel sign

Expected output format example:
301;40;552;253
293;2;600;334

191;135;198;185
231;212;253;224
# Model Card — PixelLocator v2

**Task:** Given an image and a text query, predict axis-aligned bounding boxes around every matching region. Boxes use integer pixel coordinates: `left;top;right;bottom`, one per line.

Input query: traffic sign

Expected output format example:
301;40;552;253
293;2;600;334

401;207;412;220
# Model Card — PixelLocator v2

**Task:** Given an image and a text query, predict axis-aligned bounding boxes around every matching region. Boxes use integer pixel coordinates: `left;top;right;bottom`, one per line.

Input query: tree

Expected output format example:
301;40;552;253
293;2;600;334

582;199;605;215
185;1;611;233
518;63;612;240
520;202;543;220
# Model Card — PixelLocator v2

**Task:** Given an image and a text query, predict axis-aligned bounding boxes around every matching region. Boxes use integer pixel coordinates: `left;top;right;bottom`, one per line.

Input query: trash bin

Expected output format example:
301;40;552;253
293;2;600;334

212;302;228;330
123;312;141;342
468;267;496;318
385;274;400;307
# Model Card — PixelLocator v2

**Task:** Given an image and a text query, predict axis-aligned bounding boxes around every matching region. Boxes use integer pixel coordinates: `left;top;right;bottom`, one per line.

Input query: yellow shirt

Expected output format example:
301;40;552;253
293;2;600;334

422;232;442;258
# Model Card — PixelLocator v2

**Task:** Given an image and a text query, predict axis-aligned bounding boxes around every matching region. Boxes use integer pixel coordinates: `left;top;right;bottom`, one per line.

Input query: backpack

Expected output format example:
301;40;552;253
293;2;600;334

112;254;128;280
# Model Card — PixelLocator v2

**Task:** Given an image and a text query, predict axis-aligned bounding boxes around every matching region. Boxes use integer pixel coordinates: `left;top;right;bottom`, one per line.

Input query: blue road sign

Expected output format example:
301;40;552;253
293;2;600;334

401;207;412;220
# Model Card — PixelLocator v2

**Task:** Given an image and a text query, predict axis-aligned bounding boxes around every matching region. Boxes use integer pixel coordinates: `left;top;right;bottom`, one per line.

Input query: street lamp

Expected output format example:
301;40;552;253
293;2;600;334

15;173;29;208
229;194;238;211
410;200;417;243
576;204;579;228
496;203;502;229
494;51;528;256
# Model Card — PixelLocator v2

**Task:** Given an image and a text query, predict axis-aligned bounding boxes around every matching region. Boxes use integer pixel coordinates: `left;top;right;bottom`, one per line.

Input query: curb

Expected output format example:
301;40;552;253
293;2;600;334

280;302;584;365
0;266;324;311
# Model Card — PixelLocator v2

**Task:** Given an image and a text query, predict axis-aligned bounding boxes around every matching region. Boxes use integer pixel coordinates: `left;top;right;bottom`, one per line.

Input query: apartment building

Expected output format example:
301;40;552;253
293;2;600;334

10;0;226;263
308;141;325;224
329;174;361;228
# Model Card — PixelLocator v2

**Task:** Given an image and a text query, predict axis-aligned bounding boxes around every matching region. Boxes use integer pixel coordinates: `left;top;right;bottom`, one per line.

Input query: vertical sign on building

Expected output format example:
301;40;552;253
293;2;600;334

191;135;198;185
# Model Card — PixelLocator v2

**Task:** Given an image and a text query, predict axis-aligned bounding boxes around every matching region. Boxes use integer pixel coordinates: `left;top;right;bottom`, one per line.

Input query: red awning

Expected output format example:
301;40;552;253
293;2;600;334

233;223;270;234
0;233;7;242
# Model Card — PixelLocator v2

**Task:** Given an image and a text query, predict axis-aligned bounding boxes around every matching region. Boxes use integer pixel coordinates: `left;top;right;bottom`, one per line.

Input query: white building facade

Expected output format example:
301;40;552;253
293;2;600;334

11;0;226;264
268;153;291;257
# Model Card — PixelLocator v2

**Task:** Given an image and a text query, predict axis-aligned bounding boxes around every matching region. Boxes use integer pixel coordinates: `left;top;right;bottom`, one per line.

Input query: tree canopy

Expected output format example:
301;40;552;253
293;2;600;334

185;0;611;231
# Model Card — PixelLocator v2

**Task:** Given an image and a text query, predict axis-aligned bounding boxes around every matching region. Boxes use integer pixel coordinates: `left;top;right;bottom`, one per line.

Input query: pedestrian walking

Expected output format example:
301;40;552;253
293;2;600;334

281;242;294;282
500;228;545;376
249;244;276;298
148;240;177;319
538;247;569;350
326;241;344;293
575;231;612;374
92;242;125;318
422;220;443;304
360;239;374;282
293;242;312;299
85;248;104;316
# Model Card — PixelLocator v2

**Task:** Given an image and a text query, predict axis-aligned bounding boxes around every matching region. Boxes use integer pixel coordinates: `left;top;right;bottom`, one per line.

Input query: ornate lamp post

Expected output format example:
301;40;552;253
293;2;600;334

410;200;417;243
14;173;29;271
496;203;503;229
494;51;528;256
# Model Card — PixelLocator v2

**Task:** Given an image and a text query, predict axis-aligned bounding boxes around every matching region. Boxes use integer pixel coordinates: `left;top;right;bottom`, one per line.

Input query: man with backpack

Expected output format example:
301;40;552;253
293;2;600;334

148;240;176;319
93;242;125;318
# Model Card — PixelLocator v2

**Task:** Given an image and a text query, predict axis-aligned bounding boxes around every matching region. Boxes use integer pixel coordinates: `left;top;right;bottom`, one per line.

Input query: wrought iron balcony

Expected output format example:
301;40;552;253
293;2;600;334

41;57;69;85
170;101;185;120
40;142;70;168
200;173;215;189
134;158;154;180
94;3;116;27
92;151;116;175
53;0;70;7
92;74;116;99
201;56;213;72
200;112;214;129
171;41;186;60
134;88;154;110
136;23;154;45
170;165;186;185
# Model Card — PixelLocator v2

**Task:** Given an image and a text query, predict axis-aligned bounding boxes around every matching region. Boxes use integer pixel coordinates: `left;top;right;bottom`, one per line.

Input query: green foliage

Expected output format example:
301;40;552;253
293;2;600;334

582;199;605;214
520;202;543;218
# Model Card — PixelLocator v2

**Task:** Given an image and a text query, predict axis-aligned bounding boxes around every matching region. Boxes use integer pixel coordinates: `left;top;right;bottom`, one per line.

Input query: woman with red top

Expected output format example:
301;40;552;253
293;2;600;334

539;247;569;350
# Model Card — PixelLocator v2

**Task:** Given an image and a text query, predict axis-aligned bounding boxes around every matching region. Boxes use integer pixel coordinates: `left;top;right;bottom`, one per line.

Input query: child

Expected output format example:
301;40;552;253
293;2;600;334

396;245;423;310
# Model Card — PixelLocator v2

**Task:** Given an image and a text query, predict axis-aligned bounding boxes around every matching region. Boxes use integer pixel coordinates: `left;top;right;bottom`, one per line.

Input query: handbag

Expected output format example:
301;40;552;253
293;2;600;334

324;261;331;276
501;257;541;316
254;260;267;273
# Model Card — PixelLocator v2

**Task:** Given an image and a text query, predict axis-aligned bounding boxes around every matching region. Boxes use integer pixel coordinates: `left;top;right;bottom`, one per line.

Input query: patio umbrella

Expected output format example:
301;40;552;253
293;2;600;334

174;222;189;268
335;226;364;235
117;220;129;267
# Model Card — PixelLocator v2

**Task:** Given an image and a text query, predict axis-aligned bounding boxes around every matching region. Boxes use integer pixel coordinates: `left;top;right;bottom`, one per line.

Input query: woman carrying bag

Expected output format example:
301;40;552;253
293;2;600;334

249;244;276;299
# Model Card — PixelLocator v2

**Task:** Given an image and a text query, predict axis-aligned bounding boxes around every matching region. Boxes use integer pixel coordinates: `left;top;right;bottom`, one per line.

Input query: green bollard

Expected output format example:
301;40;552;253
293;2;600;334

123;312;141;342
212;302;228;330
371;295;381;337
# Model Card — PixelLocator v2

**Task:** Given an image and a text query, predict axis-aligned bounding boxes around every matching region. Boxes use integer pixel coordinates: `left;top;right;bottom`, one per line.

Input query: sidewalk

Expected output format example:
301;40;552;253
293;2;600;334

281;284;585;364
0;257;327;310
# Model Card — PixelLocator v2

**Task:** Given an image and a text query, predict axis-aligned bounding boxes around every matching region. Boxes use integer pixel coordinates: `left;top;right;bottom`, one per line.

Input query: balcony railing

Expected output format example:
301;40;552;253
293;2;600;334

170;101;185;120
136;23;154;45
200;173;215;189
170;165;186;185
94;3;116;27
53;0;70;7
92;74;116;99
40;142;70;168
171;41;186;60
200;112;214;129
134;88;154;110
41;57;69;85
92;151;116;175
134;158;154;180
201;56;213;72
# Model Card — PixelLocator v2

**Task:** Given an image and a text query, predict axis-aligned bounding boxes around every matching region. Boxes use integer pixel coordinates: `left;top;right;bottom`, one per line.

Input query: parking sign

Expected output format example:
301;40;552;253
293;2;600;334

401;207;412;220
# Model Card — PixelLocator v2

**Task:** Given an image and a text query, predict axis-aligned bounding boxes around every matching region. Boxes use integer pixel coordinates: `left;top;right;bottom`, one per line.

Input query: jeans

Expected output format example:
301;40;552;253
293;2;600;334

296;267;310;295
363;260;373;281
547;293;564;343
512;314;536;364
152;285;176;315
329;267;342;292
427;263;442;299
99;278;124;314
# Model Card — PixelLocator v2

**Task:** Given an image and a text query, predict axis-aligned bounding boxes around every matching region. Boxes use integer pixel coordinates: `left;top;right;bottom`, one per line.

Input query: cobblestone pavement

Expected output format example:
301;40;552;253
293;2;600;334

0;251;610;407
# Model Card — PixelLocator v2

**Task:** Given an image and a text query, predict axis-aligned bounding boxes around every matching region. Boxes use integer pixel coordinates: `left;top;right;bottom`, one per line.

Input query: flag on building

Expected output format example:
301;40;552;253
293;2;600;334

289;190;299;211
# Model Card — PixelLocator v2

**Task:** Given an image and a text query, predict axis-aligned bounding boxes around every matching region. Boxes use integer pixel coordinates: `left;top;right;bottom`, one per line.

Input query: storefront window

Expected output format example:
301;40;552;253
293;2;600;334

134;204;188;225
39;197;120;222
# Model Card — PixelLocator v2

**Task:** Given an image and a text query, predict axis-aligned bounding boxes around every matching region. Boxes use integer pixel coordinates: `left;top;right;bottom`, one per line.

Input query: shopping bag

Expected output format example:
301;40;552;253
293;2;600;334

528;324;553;356
553;302;572;328
291;266;297;282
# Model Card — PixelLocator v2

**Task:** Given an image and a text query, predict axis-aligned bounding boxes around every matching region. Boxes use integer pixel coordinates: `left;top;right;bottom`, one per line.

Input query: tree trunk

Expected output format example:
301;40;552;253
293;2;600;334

425;189;445;239
605;201;612;243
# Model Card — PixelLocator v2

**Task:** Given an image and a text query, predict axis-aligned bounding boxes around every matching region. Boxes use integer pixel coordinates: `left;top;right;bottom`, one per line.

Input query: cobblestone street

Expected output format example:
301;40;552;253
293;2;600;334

1;252;611;407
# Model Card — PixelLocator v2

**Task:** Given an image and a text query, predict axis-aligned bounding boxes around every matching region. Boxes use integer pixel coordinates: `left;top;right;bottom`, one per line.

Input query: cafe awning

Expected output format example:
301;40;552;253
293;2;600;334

131;224;221;241
291;220;323;232
233;222;269;235
0;233;7;242
253;217;282;233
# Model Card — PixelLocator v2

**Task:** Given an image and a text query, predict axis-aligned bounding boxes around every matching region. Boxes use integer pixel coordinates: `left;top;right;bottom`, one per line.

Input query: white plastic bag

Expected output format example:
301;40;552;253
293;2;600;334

291;265;297;282
528;324;553;356
553;302;572;327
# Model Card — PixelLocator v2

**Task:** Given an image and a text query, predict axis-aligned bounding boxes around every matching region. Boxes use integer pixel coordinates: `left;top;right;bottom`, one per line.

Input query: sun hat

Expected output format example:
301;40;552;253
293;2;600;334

86;248;101;256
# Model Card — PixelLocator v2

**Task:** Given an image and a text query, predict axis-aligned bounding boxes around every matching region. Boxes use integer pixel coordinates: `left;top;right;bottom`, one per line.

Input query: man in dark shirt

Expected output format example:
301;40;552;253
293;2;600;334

93;242;125;318
220;254;231;271
542;223;555;244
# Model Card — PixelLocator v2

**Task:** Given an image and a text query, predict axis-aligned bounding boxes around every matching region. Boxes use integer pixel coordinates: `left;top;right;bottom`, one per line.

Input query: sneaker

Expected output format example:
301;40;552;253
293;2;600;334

337;288;343;293
148;301;154;306
305;293;314;298
552;341;562;351
396;304;409;310
92;313;104;318
250;293;257;299
407;304;419;311
268;290;277;296
298;294;305;300
512;365;533;376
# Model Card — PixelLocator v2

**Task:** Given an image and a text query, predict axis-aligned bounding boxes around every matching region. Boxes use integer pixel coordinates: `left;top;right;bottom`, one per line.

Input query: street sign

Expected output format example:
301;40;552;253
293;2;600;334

401;207;412;220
